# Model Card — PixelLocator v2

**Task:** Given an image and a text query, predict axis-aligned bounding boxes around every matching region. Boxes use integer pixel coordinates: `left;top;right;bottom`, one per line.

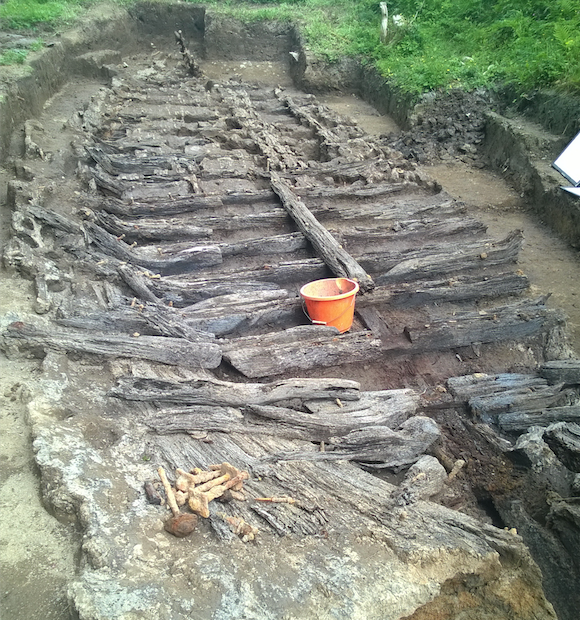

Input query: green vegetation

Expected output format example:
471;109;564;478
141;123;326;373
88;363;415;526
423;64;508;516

1;0;579;95
0;0;88;30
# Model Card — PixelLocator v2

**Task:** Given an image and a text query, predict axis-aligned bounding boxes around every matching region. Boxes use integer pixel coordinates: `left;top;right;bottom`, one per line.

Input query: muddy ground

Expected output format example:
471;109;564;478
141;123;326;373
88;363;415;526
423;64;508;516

1;11;580;620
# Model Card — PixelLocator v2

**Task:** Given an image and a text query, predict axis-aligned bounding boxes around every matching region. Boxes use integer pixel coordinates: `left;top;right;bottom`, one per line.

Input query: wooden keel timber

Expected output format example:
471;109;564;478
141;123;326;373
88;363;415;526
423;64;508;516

270;172;375;293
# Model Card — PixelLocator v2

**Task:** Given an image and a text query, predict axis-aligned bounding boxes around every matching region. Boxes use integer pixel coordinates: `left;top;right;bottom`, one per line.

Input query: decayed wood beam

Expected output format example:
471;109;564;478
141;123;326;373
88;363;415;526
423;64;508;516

56;306;217;342
264;415;441;467
222;300;564;378
342;216;487;247
469;384;573;418
366;272;530;308
222;327;386;378
402;298;564;352
86;145;197;178
110;375;361;407
117;264;160;303
94;194;224;217
447;373;549;400
544;422;580;471
270;172;375;293
1;322;221;368
85;222;222;275
92;211;212;242
498;408;580;432
143;390;419;443
541;360;580;385
374;230;523;284
148;259;327;306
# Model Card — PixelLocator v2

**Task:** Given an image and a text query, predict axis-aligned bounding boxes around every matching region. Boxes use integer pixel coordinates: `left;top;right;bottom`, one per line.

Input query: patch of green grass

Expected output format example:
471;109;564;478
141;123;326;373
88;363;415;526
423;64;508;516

0;48;29;65
1;0;578;95
0;0;87;30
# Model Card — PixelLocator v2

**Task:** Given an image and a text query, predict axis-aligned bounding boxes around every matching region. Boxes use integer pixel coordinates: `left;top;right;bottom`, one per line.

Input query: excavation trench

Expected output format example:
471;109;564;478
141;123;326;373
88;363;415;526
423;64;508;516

1;6;580;620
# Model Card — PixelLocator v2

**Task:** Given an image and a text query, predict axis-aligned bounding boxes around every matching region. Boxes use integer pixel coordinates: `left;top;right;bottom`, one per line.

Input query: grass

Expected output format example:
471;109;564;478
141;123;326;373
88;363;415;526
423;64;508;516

0;0;87;30
1;0;579;96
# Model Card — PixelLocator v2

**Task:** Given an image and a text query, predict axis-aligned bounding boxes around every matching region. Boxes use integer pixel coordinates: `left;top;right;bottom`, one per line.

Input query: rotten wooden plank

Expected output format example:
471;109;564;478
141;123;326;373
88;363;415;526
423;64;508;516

374;230;523;284
223;300;564;379
85;221;223;274
92;211;213;242
110;375;361;407
1;321;221;368
541;360;580;385
498;408;580;432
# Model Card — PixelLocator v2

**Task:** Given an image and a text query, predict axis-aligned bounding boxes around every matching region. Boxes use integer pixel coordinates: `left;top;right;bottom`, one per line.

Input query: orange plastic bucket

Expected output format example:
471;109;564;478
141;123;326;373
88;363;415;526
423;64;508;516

299;277;359;333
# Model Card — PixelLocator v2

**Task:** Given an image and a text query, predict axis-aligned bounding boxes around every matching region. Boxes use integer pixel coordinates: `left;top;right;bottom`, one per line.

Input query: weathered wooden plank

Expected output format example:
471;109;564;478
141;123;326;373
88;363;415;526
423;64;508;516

117;264;160;303
403;299;564;353
223;300;564;379
374;230;523;283
498;409;580;432
342;216;487;248
117;104;218;122
178;290;300;336
265;415;441;467
469;384;572;418
85;222;222;274
222;327;383;378
541;360;580;385
92;166;193;200
304;388;418;416
57;306;216;342
381;272;529;308
95;194;224;217
544;422;580;472
92;210;213;242
148;259;327;305
110;375;361;406
246;393;417;438
86;145;197;177
2;322;221;368
270;172;375;293
447;373;549;400
142;387;419;443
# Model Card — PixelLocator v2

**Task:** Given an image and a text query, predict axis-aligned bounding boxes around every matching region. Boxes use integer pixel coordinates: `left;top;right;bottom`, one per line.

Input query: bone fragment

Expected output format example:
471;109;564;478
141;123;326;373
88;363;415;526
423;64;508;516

158;466;180;517
222;515;259;542
196;473;230;493
254;496;296;504
447;459;466;481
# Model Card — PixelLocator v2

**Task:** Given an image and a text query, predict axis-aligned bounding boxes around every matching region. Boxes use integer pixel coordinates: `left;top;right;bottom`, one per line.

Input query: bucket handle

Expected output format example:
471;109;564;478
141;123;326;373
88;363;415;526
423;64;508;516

301;299;328;325
301;298;354;327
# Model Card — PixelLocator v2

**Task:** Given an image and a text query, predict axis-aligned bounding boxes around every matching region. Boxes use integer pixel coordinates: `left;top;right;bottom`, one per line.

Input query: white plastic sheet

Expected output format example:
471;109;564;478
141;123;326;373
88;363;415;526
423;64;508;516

553;131;580;186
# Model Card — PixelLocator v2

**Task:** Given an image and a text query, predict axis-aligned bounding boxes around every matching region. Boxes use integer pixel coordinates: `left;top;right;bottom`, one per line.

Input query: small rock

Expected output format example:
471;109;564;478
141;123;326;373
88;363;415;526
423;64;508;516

164;513;198;538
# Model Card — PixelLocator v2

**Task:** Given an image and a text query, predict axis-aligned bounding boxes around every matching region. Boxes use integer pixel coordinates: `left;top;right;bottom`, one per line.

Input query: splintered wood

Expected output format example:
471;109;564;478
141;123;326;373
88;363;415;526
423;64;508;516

155;462;257;540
